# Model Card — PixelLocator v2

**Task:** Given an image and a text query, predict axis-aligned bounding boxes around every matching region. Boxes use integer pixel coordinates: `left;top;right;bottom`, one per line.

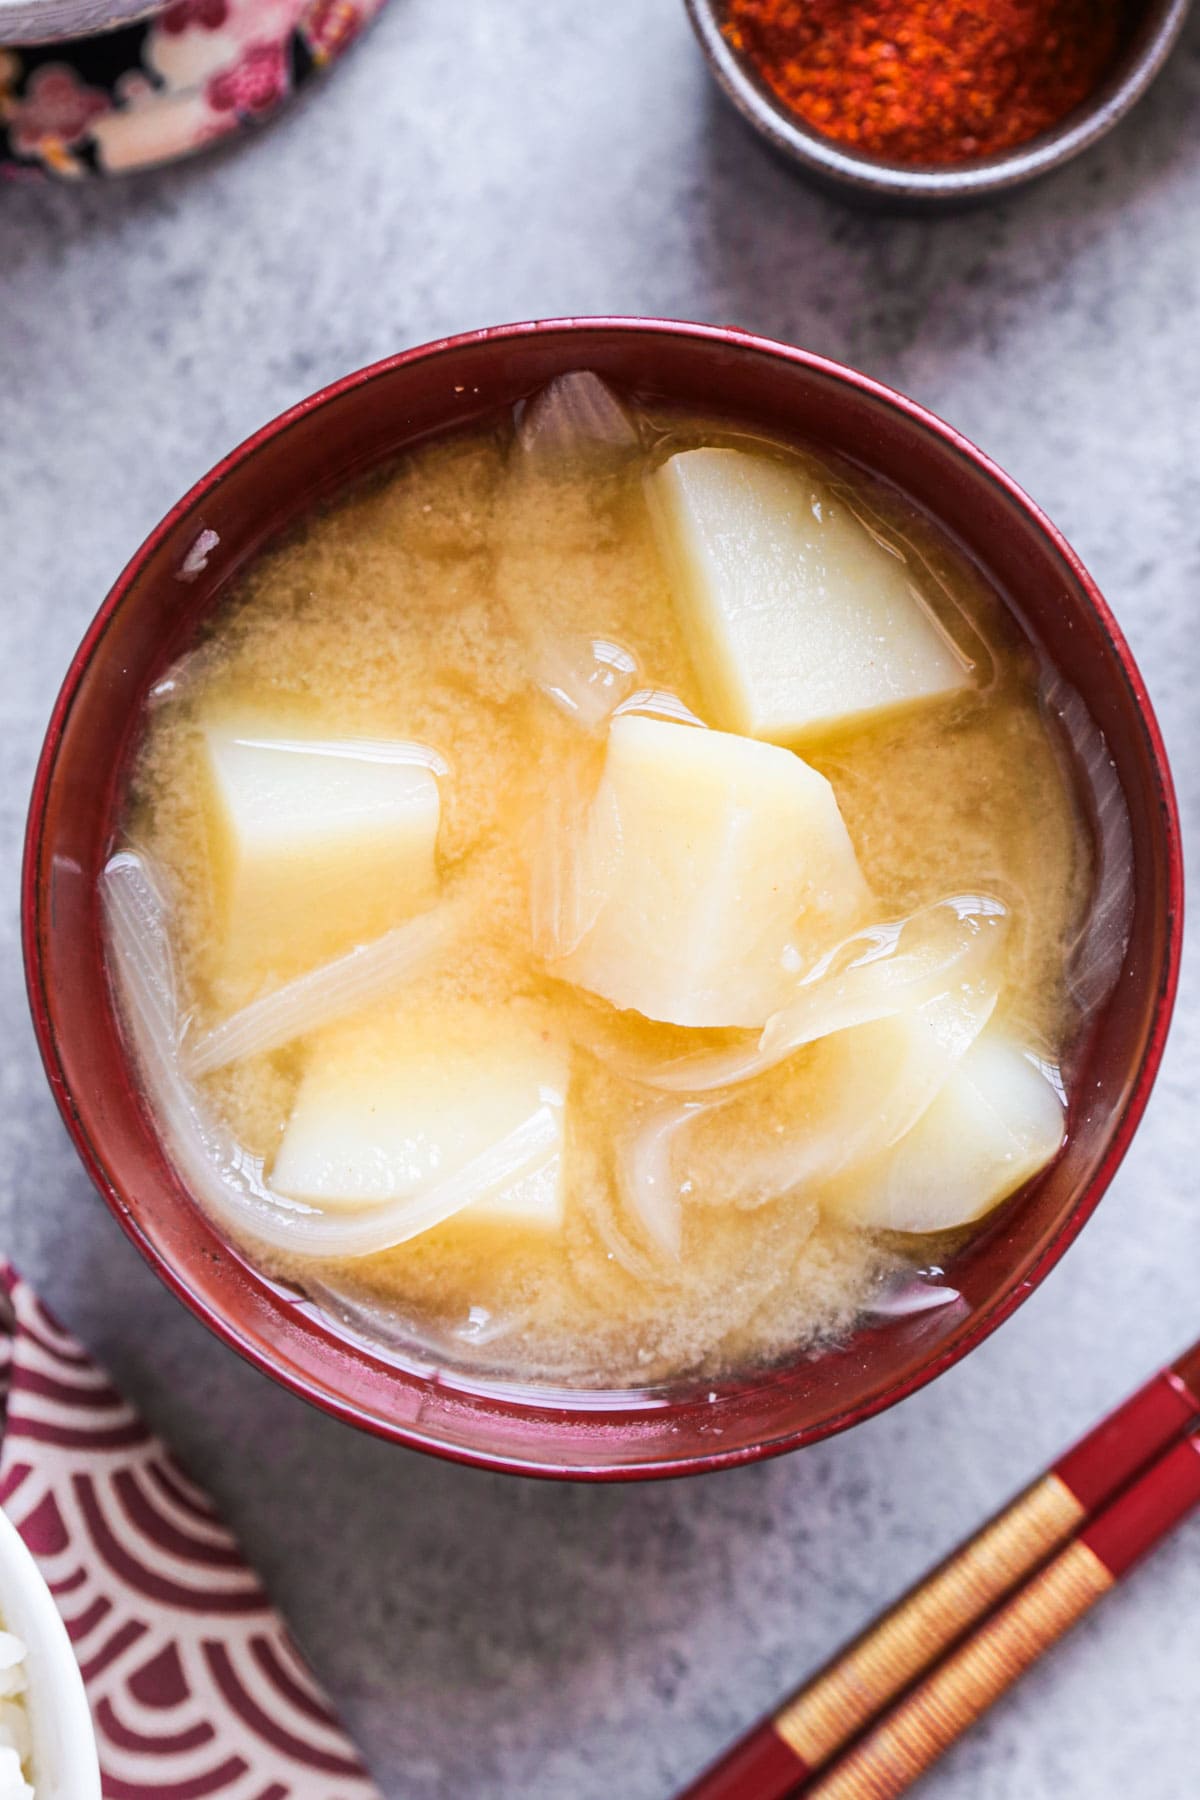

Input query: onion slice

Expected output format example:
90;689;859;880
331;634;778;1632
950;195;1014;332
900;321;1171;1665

530;766;620;962
611;688;708;729
532;637;707;739
607;972;998;1234
517;371;639;468
720;978;1000;1207
640;894;1008;1094
535;635;638;731
104;851;560;1260
188;902;459;1076
615;1102;712;1262
217;734;449;776
1041;672;1134;1017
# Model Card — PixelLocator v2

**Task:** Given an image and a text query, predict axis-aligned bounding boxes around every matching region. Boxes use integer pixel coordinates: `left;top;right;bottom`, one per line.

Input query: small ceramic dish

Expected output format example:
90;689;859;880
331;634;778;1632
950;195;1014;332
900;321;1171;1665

23;318;1182;1480
0;1509;100;1797
683;0;1194;206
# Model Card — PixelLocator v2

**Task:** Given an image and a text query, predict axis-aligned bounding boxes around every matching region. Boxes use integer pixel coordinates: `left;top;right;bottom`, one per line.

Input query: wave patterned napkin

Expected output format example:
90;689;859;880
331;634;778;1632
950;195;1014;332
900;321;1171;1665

0;1263;381;1799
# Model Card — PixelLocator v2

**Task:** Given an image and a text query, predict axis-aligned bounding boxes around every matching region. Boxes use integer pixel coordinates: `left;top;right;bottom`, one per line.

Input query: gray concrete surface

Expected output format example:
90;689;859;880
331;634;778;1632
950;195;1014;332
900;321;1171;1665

3;4;1200;1795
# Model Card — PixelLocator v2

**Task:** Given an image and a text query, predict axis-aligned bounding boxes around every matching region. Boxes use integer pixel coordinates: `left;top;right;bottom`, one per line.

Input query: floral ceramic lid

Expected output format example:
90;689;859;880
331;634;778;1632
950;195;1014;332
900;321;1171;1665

0;1260;384;1794
0;0;385;178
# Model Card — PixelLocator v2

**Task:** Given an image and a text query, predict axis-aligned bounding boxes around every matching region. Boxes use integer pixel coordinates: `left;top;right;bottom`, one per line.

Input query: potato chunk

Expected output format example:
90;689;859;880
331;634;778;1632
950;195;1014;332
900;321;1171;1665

205;727;440;981
548;713;870;1027
648;448;970;744
272;1014;567;1233
826;1026;1065;1233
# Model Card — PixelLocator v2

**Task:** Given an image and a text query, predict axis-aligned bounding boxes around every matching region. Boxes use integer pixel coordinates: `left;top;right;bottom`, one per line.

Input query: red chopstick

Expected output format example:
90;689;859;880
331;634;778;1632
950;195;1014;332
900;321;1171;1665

799;1420;1200;1798
676;1339;1200;1800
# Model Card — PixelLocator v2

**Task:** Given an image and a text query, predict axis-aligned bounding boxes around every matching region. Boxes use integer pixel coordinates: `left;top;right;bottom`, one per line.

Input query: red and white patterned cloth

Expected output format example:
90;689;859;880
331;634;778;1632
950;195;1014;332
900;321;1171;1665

0;1263;381;1800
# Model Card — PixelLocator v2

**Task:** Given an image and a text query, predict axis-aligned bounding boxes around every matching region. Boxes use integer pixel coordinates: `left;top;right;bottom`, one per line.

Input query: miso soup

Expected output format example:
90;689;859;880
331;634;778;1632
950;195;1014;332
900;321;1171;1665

105;374;1124;1389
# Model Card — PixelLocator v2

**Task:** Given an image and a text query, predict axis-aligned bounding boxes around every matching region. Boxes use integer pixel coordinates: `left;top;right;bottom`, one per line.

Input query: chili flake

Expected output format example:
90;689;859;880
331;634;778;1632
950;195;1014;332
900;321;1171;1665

724;0;1126;166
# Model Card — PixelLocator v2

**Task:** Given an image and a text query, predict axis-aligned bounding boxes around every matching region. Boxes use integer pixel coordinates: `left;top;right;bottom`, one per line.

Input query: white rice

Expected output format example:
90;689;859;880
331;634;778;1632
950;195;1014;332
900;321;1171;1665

0;1632;33;1799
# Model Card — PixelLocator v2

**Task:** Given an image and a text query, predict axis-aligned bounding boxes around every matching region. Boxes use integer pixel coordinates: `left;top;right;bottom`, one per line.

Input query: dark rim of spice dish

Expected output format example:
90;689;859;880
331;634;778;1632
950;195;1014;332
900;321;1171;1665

684;0;1194;202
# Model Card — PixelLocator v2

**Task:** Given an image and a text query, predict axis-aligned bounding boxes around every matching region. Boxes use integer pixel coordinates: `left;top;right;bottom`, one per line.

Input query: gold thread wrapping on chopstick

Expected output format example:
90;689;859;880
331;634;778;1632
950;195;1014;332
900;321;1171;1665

804;1538;1114;1799
773;1473;1084;1766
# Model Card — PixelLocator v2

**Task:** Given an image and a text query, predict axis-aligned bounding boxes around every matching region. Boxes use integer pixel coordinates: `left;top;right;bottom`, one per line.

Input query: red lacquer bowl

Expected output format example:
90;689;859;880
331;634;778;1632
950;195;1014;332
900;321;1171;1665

23;319;1183;1480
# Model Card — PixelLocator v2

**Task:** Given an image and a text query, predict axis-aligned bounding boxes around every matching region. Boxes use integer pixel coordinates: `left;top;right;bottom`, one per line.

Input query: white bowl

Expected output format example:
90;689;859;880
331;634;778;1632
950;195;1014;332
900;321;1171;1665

0;1511;99;1799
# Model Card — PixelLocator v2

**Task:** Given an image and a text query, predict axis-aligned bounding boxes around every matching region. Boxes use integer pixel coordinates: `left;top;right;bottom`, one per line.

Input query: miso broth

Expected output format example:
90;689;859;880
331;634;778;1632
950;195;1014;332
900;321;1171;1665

108;375;1116;1389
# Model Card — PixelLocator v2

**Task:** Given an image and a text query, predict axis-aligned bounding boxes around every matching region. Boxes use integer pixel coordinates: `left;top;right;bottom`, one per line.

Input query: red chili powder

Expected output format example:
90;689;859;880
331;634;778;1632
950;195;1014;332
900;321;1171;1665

723;0;1126;166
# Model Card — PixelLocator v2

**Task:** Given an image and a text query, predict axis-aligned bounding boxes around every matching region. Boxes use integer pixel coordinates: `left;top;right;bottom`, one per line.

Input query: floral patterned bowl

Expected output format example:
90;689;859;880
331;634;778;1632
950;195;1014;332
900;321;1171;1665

0;0;382;177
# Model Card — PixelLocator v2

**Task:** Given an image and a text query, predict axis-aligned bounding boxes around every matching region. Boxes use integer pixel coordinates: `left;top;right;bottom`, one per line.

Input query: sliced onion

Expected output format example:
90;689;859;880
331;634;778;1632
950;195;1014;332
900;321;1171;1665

453;1303;531;1349
531;637;709;740
177;526;221;582
641;894;1008;1094
723;979;999;1206
611;1032;762;1096
607;977;997;1230
530;767;619;962
530;780;584;962
864;1277;967;1320
247;1112;563;1258
611;687;708;729
760;894;1007;1061
863;1274;964;1332
1040;672;1134;1016
104;851;560;1260
517;371;639;468
147;650;203;709
535;635;638;731
218;733;449;776
615;1102;712;1262
188;902;459;1076
579;1185;664;1288
599;975;998;1235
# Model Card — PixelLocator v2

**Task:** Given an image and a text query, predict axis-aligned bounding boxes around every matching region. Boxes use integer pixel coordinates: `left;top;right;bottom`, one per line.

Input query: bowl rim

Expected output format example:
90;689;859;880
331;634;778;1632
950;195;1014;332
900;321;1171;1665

22;316;1185;1480
682;0;1195;201
0;1508;100;1798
